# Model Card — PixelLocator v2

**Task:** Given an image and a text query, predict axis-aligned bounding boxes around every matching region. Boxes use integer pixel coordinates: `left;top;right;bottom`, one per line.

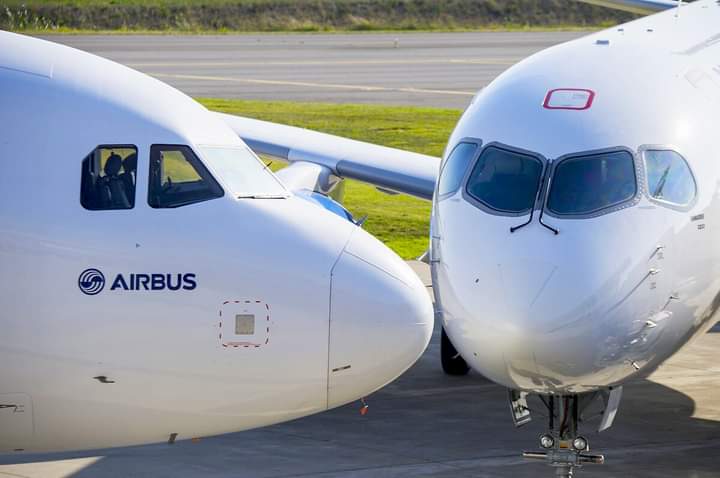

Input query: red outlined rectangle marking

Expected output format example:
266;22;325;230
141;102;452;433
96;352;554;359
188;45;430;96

543;89;595;111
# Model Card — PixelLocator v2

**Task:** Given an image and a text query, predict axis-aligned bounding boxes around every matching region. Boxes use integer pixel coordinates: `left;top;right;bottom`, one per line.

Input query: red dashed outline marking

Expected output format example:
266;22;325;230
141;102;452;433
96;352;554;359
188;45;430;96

219;300;270;349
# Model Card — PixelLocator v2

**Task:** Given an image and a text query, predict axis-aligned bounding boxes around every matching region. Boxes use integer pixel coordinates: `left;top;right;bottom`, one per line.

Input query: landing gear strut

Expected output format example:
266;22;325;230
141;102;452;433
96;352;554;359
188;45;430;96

512;389;622;477
523;395;604;476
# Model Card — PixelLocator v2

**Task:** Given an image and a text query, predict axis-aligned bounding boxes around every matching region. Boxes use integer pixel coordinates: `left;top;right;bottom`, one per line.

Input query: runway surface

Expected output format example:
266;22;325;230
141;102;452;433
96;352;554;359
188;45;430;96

1;262;719;478
37;32;584;108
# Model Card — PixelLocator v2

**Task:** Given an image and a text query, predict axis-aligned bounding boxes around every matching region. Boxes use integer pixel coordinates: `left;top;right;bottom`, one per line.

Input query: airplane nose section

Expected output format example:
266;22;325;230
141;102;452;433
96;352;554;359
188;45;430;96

327;229;433;409
456;257;561;387
461;252;658;393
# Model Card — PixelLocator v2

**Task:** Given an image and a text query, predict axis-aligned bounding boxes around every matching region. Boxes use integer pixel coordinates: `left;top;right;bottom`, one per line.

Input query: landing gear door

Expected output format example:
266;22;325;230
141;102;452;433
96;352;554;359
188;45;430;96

0;393;33;452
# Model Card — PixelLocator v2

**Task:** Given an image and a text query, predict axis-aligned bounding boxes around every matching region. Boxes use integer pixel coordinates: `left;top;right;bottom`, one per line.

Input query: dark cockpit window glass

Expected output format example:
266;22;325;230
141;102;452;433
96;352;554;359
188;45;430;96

465;146;543;214
81;145;137;210
547;150;636;216
644;150;696;206
148;145;224;208
438;142;478;196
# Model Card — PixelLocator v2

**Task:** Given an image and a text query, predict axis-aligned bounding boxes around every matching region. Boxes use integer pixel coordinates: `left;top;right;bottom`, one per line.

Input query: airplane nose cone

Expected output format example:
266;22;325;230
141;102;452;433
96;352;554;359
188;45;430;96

451;251;661;393
452;257;561;388
327;229;433;409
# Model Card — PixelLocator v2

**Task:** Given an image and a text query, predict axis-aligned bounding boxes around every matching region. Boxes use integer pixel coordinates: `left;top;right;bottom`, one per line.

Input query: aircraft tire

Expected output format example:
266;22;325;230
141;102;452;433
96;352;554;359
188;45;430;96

441;326;470;376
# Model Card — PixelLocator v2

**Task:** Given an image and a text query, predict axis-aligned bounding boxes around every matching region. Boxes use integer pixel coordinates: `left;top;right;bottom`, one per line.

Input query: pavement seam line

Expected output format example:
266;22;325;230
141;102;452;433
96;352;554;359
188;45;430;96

148;72;476;96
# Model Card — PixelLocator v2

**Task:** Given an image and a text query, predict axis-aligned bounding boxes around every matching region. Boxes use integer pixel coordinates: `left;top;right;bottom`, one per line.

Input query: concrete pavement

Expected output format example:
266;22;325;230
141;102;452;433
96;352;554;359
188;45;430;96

37;32;585;108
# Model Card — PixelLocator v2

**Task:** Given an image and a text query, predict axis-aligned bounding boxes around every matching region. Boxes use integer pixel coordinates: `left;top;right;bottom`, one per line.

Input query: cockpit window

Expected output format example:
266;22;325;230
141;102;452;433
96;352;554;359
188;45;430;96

438;142;478;197
465;146;543;214
148;145;224;208
644;150;696;207
81;146;137;211
199;146;287;199
547;150;636;216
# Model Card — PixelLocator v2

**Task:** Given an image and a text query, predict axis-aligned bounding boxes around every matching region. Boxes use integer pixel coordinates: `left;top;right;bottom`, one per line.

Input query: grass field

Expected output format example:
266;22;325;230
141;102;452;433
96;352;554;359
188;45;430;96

1;0;634;33
199;98;462;259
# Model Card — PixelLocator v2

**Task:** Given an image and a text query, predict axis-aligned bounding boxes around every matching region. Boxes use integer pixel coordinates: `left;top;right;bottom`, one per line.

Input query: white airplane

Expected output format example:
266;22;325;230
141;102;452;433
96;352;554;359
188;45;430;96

0;31;434;454
1;0;716;475
217;0;720;475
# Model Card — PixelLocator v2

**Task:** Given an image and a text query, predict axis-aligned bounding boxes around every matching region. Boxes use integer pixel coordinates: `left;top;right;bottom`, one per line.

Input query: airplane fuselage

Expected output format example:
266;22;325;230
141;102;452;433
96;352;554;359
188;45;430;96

0;32;433;453
432;1;720;393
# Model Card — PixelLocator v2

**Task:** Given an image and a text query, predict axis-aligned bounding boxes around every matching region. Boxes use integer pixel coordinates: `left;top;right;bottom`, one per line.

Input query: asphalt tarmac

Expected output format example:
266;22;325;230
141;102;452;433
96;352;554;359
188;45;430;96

37;32;584;108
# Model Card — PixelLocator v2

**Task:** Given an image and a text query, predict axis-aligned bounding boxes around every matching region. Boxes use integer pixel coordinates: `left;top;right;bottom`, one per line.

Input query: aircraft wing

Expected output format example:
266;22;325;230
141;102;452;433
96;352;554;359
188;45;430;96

216;112;440;200
575;0;678;14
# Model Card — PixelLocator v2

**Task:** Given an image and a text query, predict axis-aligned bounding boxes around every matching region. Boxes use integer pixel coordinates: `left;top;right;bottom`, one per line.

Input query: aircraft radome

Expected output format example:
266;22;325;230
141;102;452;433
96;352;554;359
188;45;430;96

217;0;720;475
0;30;434;454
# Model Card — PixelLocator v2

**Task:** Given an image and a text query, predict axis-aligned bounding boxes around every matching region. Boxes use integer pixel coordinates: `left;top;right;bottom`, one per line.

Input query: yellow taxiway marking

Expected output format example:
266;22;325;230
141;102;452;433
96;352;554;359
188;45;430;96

149;72;477;96
129;58;519;68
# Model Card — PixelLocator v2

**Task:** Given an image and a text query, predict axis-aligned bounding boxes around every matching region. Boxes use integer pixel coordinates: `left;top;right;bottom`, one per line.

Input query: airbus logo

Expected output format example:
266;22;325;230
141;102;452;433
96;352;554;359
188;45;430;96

110;273;197;291
79;270;197;295
78;268;105;295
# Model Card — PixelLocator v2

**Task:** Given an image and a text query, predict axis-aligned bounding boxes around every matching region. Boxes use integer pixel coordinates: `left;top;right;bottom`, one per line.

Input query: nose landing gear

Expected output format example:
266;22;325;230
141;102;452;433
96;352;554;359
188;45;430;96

513;390;622;476
522;395;603;476
523;434;604;477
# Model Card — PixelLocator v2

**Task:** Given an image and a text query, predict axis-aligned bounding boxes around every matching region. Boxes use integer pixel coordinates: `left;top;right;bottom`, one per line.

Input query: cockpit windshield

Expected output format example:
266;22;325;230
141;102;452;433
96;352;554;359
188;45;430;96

547;150;636;216
199;146;287;199
465;146;543;214
460;144;648;221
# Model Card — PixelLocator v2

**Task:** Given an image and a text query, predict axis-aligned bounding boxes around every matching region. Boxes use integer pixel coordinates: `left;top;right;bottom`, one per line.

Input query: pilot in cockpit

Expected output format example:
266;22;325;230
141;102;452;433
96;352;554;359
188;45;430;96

120;152;137;199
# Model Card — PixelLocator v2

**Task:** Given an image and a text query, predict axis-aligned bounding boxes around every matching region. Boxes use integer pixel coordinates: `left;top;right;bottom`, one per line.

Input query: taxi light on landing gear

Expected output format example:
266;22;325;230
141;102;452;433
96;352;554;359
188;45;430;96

540;434;555;449
572;436;589;452
523;395;607;475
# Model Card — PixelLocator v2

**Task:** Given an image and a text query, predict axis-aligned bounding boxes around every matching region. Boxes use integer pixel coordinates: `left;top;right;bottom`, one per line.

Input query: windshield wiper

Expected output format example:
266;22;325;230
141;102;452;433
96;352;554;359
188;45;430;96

511;165;547;234
510;208;535;233
652;166;671;199
538;205;559;235
510;164;559;235
538;166;559;235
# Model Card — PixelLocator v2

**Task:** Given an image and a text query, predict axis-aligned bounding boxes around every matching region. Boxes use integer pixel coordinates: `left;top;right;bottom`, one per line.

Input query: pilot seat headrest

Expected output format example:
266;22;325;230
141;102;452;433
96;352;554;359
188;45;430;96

104;153;123;177
123;153;137;172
